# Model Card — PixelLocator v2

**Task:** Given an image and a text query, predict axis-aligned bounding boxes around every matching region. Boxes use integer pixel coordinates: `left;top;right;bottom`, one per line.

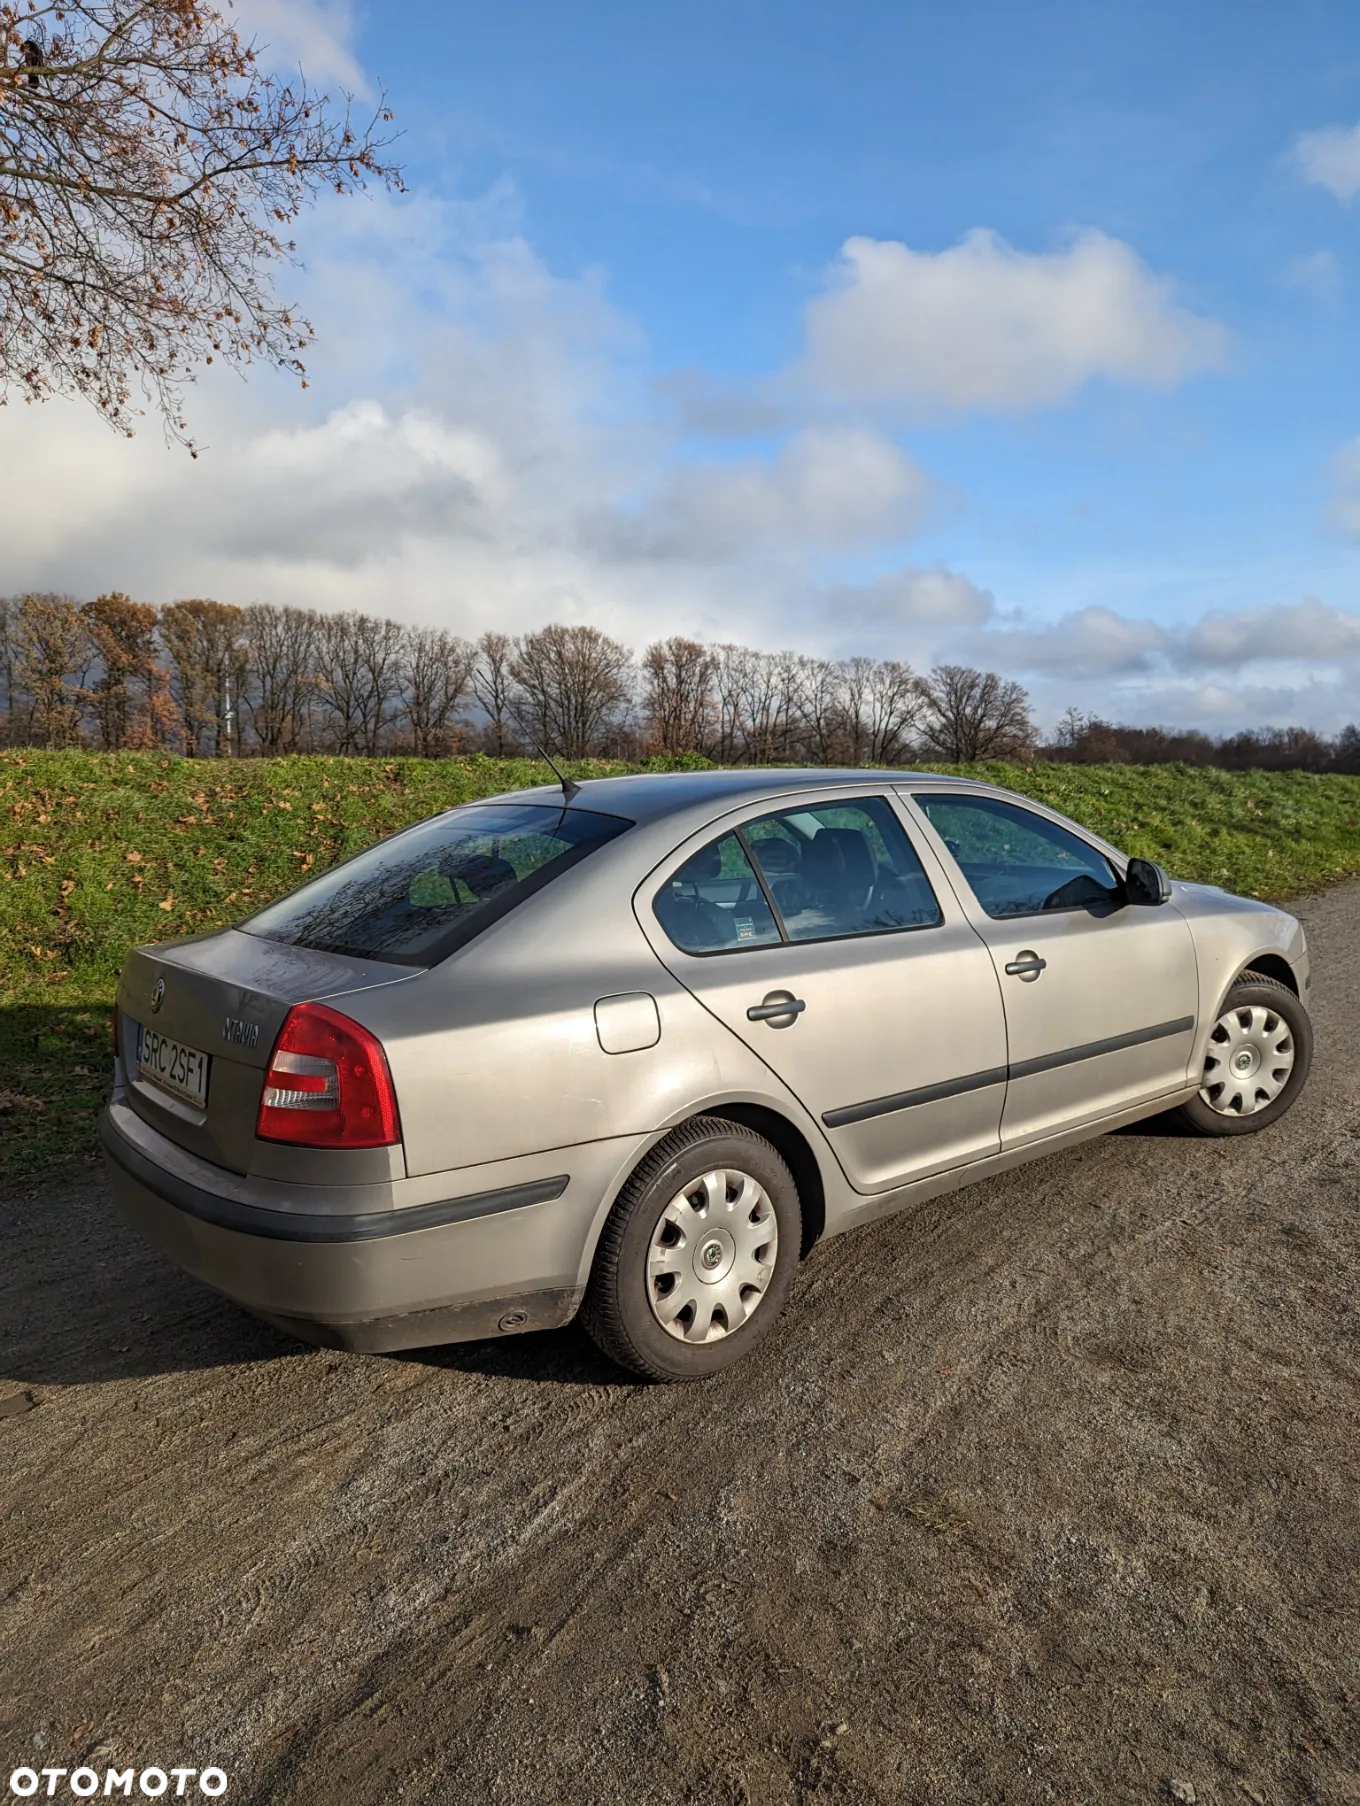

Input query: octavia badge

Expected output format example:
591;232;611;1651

150;976;165;1014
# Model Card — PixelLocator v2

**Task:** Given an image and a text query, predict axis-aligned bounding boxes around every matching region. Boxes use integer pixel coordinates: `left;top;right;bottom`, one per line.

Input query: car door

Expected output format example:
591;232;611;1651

637;792;1008;1193
903;790;1199;1150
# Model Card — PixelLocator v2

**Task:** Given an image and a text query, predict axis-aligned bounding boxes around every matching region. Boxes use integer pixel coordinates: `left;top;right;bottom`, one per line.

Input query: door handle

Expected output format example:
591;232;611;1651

747;994;806;1024
1004;952;1047;982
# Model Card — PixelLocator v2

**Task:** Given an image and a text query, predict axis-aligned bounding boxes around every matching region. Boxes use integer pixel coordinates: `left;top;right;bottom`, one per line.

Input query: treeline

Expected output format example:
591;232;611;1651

2;592;1357;771
1050;709;1360;773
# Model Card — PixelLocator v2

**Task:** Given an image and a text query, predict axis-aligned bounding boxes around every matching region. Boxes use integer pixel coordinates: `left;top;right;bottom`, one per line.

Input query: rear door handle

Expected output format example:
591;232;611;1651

1004;952;1047;981
747;995;806;1023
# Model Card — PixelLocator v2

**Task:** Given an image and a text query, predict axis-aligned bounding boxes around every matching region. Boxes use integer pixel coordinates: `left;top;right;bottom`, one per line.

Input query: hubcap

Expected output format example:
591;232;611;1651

1200;1003;1295;1116
646;1167;778;1344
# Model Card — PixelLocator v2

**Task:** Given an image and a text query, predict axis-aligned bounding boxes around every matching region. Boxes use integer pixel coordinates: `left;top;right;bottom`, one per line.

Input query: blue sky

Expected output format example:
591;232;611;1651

6;0;1360;730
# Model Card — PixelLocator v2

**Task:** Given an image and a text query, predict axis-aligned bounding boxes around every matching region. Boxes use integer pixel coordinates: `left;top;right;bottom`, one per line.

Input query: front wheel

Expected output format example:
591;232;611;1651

1173;971;1313;1137
580;1117;802;1381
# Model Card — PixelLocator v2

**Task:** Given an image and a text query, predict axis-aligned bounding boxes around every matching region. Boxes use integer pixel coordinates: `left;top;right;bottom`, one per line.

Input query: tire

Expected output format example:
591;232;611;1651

580;1116;803;1381
1172;970;1313;1137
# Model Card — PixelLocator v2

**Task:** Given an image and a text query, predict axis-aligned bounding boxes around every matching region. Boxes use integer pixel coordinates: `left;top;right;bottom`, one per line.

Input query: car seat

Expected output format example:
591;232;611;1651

801;827;876;908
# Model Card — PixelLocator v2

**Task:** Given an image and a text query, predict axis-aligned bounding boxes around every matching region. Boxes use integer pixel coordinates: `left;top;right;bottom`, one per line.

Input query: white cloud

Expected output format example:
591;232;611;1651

230;0;366;90
1281;249;1340;304
1183;599;1360;668
801;229;1228;412
1291;121;1360;203
604;428;931;562
980;605;1168;676
826;565;995;630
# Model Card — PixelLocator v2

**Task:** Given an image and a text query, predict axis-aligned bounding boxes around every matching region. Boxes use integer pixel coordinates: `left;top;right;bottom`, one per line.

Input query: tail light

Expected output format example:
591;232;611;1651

256;1002;400;1149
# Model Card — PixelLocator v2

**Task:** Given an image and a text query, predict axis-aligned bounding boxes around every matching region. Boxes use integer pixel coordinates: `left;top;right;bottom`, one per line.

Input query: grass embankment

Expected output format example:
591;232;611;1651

4;750;1359;1185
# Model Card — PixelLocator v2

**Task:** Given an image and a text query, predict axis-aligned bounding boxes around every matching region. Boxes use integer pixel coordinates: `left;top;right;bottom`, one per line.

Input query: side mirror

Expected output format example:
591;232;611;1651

1125;856;1172;906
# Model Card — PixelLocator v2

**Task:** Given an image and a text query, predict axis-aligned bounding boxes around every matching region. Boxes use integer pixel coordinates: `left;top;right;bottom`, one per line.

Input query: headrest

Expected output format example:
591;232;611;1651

682;839;725;881
751;836;801;875
802;827;875;891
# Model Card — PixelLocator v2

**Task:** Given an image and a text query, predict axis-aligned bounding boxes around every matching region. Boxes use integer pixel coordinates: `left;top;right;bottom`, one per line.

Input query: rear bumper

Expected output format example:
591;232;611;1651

100;1103;636;1352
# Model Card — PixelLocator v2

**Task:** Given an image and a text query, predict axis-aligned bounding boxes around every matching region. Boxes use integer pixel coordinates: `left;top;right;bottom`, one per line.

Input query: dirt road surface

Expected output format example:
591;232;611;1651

3;887;1358;1806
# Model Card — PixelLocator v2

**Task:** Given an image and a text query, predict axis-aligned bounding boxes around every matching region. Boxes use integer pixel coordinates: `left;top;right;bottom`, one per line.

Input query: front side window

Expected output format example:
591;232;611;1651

244;803;632;966
916;793;1120;918
653;796;941;954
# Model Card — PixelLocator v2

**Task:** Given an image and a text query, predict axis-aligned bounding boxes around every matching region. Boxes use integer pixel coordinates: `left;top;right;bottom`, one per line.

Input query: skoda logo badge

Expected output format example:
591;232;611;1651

151;976;165;1014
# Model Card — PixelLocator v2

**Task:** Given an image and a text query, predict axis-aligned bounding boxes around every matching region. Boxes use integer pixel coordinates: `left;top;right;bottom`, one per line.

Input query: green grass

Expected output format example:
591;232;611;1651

4;749;1359;1186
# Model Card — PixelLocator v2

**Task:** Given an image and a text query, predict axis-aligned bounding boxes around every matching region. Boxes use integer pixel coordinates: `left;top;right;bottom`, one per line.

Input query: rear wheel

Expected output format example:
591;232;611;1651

580;1117;802;1381
1173;971;1312;1137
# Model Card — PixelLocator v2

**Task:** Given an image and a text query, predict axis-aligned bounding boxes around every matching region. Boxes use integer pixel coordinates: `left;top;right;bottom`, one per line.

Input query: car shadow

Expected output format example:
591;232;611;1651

2;1165;310;1386
401;1326;637;1388
1;1163;636;1390
1114;1111;1196;1138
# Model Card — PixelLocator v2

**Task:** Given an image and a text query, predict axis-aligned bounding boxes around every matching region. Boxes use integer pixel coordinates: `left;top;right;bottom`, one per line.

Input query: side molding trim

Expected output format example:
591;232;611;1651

822;1067;1008;1130
821;1015;1196;1129
1007;1016;1196;1082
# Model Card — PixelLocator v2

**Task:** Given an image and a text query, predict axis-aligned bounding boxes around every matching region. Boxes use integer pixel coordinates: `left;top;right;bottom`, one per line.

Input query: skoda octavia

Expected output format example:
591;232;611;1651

103;769;1313;1380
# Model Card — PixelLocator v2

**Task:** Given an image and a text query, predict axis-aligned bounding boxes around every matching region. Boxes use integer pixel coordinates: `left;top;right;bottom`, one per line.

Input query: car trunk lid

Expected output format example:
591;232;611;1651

117;929;417;1174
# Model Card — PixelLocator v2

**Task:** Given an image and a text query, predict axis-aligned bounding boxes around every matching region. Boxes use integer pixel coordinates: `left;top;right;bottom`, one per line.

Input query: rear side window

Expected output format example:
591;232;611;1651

653;833;782;954
653;796;940;954
916;793;1120;918
243;803;632;966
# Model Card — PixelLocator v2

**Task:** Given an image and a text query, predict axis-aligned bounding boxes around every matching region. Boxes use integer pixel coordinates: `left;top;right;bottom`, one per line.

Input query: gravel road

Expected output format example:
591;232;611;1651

3;886;1358;1806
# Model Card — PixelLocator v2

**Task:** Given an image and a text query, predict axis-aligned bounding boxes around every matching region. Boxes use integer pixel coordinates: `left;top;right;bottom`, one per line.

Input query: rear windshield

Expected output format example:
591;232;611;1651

242;803;632;966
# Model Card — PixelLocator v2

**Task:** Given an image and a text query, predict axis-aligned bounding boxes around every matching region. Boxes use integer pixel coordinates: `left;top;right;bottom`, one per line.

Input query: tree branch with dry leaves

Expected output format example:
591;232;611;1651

0;0;401;448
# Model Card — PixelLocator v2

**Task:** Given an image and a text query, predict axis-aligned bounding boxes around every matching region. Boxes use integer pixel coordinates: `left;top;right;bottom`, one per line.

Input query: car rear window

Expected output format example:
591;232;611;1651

242;802;632;966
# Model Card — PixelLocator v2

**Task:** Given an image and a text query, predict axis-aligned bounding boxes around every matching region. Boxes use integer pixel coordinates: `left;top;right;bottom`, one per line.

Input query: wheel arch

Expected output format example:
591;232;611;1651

574;1100;832;1293
699;1102;827;1258
1225;951;1299;1002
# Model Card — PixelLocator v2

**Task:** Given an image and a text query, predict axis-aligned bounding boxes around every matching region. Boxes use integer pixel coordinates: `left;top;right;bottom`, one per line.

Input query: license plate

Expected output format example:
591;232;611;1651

134;1022;210;1109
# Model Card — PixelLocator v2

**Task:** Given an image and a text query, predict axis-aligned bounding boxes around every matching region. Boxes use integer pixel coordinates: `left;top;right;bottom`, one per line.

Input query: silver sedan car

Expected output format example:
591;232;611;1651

103;769;1313;1380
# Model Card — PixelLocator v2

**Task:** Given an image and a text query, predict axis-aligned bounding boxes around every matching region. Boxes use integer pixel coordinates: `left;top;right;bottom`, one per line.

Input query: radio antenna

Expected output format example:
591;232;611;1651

533;741;581;804
503;697;582;804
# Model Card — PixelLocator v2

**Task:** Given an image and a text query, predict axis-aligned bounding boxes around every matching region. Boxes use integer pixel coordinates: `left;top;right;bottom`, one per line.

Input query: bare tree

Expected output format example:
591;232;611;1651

401;626;475;757
1054;705;1088;751
510;623;634;759
82;592;172;748
0;596;17;741
159;598;245;755
470;631;518;755
711;643;755;764
7;591;93;745
729;648;804;765
0;2;400;446
853;657;921;766
798;657;845;766
641;636;715;754
243;603;319;754
917;665;1034;763
315;612;404;755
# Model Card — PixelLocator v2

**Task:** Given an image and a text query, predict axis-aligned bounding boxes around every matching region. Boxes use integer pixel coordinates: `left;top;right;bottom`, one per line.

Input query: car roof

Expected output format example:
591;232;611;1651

490;767;981;828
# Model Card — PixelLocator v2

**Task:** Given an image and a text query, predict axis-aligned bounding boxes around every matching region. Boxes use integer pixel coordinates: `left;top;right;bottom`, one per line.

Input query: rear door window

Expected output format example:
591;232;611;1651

915;793;1121;917
652;796;941;954
743;797;941;941
243;803;632;966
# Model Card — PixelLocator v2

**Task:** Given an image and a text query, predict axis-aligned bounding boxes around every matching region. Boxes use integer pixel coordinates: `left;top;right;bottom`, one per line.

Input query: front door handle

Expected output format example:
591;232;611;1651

747;993;806;1025
1004;951;1047;982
